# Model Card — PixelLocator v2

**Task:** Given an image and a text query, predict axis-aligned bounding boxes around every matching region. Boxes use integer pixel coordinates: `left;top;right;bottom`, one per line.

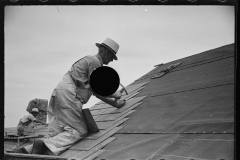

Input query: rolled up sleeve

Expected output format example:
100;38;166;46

28;114;36;122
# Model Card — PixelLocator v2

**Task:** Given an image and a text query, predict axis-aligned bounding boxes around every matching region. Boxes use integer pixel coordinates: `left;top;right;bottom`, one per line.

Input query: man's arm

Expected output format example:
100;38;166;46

94;93;126;108
33;119;46;125
28;114;46;125
105;91;122;100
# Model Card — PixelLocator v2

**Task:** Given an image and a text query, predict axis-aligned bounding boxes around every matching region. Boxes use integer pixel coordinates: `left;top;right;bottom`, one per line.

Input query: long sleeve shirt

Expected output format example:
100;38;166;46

68;54;103;103
47;54;103;136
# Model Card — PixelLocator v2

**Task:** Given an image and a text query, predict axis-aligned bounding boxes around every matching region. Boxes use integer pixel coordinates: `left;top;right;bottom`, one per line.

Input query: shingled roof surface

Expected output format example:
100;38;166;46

4;43;235;160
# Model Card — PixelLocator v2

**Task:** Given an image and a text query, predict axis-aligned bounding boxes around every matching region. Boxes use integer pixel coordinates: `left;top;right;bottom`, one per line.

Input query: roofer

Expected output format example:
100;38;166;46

17;108;46;136
13;38;126;155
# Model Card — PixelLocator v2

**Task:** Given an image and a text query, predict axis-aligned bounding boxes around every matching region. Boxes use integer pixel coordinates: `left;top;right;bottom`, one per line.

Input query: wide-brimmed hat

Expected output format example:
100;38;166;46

31;108;39;113
96;38;119;60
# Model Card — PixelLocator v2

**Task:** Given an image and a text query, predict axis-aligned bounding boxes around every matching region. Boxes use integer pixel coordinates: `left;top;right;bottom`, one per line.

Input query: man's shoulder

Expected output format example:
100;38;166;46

85;55;98;60
27;114;35;119
85;55;100;64
23;114;31;118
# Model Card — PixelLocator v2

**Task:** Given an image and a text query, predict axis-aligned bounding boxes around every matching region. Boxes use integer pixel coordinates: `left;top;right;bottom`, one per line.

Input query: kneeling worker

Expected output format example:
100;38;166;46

13;38;126;156
17;108;46;136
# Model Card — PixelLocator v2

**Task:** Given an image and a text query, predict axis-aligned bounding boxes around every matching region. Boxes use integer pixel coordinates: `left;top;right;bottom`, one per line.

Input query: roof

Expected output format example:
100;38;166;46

4;43;235;160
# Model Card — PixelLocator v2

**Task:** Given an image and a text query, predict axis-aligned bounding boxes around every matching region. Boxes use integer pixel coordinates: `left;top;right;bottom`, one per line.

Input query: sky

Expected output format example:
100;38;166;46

5;6;234;127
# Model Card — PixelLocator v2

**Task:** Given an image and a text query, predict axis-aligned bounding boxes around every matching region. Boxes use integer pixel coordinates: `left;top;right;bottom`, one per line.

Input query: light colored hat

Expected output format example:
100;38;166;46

31;108;39;113
96;38;119;60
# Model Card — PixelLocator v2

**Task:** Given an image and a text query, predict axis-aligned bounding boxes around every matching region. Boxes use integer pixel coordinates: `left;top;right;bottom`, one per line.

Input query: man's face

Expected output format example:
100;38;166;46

103;49;114;65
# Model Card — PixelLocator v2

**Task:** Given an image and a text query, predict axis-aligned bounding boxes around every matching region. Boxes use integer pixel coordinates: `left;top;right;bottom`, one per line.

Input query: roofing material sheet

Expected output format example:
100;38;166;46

61;138;115;159
69;137;115;160
95;134;233;160
86;118;129;140
121;86;145;100
95;102;142;122
151;134;234;160
119;84;234;133
137;44;234;80
95;134;180;160
69;127;122;150
85;149;105;160
121;81;149;96
96;111;135;130
96;134;234;160
123;91;140;101
139;53;233;82
90;103;112;111
136;56;234;97
90;108;109;116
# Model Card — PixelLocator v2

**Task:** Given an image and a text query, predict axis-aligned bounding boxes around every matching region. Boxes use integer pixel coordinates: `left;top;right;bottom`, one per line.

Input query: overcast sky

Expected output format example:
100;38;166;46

5;6;234;127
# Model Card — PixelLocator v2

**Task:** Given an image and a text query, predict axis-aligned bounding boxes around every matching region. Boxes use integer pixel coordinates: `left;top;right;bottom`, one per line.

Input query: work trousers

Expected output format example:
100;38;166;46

24;125;83;156
17;124;25;136
23;72;88;156
42;76;88;155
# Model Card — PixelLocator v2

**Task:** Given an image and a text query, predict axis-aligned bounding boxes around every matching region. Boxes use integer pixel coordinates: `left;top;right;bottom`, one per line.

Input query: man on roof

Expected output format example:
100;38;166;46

14;38;126;155
17;108;46;136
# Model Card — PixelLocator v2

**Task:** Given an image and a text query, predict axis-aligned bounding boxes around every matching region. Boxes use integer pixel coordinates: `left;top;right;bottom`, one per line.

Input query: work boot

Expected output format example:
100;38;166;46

31;139;47;154
13;147;28;154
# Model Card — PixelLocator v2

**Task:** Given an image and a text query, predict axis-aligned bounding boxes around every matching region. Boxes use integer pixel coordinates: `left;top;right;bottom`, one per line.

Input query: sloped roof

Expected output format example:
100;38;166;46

4;43;235;160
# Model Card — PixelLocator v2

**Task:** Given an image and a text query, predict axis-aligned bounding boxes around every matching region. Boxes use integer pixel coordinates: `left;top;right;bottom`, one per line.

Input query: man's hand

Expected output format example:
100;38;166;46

95;94;126;108
108;91;122;100
114;99;126;108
